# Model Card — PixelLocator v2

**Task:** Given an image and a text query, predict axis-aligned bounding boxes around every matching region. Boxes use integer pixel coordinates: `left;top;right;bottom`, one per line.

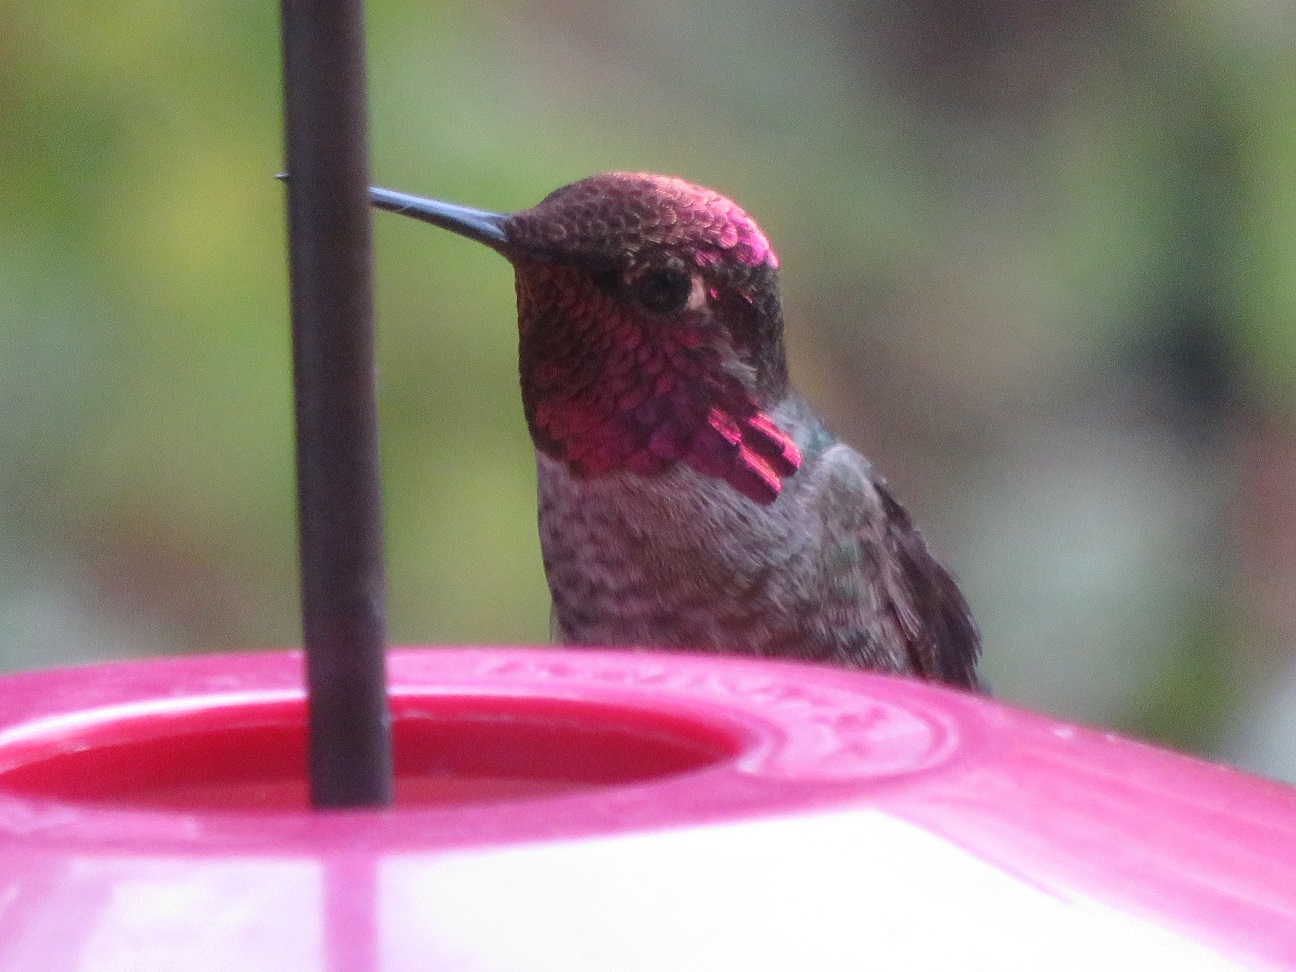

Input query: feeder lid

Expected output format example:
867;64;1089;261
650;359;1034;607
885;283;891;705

0;647;1290;970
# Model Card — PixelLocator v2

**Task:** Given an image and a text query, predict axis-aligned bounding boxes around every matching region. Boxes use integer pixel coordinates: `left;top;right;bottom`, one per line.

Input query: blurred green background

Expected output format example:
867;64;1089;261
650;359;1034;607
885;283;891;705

3;0;1295;777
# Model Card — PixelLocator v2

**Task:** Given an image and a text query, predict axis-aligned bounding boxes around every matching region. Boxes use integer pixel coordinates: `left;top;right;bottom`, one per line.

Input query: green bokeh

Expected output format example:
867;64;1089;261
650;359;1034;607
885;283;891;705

2;0;1294;767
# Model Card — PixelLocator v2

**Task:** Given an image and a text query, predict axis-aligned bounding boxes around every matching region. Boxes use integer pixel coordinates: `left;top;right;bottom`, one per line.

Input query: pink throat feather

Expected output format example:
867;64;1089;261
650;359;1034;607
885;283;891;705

519;264;800;505
534;392;802;505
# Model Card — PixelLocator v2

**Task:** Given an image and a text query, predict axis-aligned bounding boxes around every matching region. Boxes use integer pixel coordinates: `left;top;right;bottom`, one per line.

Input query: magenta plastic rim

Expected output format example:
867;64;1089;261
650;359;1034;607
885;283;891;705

0;647;1293;969
0;648;965;854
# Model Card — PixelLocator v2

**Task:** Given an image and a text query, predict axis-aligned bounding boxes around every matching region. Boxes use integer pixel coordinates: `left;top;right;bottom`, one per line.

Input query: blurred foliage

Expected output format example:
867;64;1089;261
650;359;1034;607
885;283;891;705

2;0;1295;772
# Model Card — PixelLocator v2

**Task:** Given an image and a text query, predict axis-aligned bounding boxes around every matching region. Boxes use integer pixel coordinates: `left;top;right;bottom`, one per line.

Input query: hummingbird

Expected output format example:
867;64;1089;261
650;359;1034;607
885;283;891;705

372;173;983;690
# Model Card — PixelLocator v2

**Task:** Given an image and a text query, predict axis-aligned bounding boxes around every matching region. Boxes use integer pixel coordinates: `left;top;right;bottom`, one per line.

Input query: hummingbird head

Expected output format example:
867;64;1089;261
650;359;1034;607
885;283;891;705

372;172;801;504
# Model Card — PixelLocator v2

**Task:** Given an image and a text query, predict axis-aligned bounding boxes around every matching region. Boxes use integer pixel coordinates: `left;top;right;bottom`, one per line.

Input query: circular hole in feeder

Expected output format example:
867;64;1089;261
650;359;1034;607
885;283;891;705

0;693;743;811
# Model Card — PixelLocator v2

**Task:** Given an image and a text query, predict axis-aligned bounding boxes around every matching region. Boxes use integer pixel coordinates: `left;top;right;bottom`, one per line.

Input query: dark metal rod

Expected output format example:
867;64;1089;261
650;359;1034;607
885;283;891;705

279;0;393;807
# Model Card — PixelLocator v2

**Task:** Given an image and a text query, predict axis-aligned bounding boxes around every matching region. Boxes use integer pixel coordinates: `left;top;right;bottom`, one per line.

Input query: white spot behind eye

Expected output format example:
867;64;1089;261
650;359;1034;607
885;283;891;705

686;275;708;312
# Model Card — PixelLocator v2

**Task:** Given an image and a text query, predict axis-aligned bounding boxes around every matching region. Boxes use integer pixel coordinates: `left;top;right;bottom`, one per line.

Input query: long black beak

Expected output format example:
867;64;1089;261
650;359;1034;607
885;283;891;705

369;187;512;256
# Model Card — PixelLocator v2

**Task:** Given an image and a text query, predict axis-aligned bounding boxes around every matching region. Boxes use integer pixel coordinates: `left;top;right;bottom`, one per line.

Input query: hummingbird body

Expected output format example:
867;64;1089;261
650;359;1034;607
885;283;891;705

372;173;983;690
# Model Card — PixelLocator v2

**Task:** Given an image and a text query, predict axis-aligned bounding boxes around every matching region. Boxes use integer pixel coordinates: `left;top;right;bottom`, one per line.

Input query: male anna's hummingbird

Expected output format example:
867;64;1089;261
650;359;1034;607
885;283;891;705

372;173;983;690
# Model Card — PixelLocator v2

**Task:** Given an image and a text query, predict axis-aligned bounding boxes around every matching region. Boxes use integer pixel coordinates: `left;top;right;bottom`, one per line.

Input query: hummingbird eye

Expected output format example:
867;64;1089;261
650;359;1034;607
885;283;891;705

632;268;693;315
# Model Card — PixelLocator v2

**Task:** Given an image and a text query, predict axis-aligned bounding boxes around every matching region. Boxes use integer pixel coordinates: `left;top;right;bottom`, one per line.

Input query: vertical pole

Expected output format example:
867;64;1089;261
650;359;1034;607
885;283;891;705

279;0;393;807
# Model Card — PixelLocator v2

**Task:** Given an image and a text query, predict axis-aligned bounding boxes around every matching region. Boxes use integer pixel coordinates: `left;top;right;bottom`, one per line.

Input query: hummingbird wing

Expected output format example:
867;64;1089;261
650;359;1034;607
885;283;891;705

871;479;984;690
810;444;984;691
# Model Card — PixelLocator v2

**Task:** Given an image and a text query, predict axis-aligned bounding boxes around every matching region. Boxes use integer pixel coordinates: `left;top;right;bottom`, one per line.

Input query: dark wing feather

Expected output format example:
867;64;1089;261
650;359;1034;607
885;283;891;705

809;445;984;691
873;483;984;690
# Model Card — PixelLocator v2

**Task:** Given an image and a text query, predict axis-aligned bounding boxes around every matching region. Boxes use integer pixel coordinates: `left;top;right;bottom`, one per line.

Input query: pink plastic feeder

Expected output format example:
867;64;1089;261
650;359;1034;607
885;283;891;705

0;646;1291;970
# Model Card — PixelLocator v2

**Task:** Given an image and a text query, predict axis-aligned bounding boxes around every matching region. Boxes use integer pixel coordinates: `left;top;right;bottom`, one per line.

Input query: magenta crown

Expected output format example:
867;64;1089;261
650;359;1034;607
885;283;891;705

509;173;778;270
